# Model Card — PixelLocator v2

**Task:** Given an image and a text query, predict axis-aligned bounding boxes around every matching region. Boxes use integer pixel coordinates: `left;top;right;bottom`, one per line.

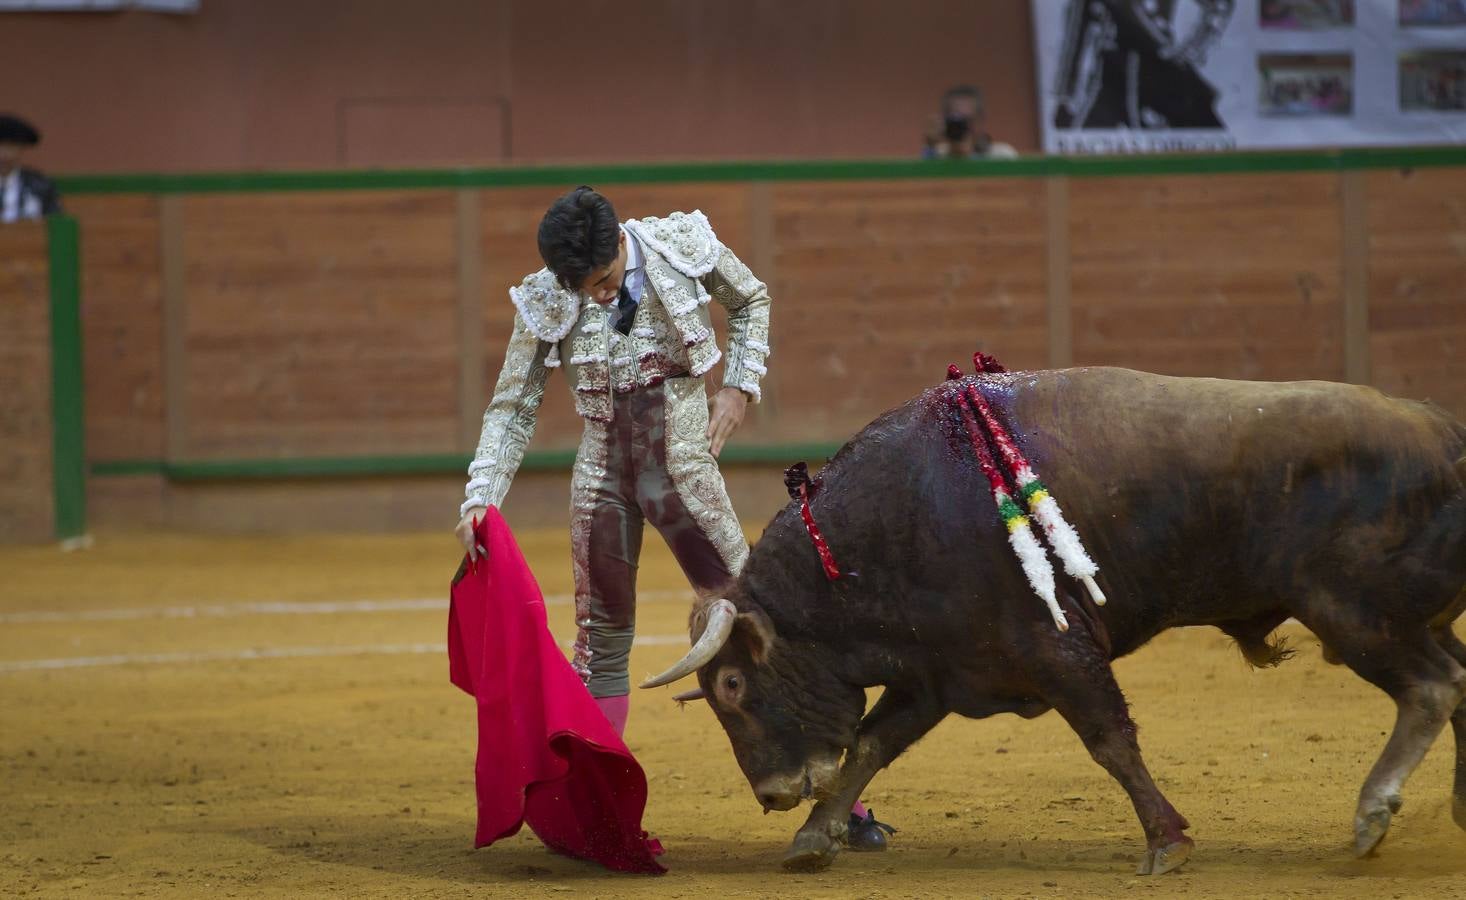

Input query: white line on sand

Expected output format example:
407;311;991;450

0;590;693;625
0;634;693;674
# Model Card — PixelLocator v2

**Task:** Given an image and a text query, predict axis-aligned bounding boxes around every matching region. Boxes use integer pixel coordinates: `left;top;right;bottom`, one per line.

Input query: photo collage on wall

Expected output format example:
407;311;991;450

1258;3;1355;118
1033;0;1466;153
1398;2;1466;112
1258;1;1465;119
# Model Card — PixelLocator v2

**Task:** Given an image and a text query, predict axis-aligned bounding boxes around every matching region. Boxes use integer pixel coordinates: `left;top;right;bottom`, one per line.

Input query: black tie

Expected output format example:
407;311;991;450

614;282;638;335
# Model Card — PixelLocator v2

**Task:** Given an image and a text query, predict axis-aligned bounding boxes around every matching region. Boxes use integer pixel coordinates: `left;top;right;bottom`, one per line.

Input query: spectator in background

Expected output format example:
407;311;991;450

922;85;1018;159
1;114;62;224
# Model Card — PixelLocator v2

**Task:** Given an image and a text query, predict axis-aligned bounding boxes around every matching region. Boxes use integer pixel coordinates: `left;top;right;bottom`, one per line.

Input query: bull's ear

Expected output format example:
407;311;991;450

734;608;777;666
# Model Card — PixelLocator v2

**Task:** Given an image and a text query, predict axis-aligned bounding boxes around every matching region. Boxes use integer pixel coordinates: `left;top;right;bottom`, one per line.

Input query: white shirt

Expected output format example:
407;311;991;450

621;225;646;302
0;170;42;224
1;171;21;224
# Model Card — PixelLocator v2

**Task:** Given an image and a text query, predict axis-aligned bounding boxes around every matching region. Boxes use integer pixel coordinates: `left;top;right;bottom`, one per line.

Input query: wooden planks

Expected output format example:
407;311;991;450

49;168;1466;512
768;178;1049;442
161;195;188;460
1046;177;1072;369
1365;167;1466;419
0;223;55;541
1340;171;1371;386
456;190;485;449
67;195;165;462
1068;173;1345;383
179;191;461;458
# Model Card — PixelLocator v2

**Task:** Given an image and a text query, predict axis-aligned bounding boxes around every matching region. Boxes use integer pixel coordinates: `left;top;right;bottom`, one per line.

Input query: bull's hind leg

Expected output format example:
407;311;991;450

1031;631;1193;875
1305;609;1466;856
1432;623;1466;831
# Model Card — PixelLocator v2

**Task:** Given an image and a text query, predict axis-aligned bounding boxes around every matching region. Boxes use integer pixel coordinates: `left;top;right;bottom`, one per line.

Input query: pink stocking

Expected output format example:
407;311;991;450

594;694;630;737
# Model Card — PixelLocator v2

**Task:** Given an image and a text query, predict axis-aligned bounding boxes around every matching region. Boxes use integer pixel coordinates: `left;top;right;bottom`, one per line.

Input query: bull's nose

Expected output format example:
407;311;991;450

754;772;809;811
757;791;800;812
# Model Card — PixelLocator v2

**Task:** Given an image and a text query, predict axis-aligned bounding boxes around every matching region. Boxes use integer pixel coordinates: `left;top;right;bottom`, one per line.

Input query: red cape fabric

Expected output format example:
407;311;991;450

447;507;665;874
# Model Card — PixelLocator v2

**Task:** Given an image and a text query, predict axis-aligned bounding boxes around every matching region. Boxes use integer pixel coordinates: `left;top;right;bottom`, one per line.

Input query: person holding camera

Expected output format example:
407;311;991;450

921;86;1017;160
0;114;62;224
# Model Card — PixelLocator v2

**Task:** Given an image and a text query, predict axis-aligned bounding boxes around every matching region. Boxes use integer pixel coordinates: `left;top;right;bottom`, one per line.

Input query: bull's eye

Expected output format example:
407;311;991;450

713;666;745;705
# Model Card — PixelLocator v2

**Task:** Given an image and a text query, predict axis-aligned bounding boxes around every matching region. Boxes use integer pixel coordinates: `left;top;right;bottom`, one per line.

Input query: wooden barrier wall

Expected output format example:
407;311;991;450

1366;168;1466;417
0;223;56;542
57;162;1466;533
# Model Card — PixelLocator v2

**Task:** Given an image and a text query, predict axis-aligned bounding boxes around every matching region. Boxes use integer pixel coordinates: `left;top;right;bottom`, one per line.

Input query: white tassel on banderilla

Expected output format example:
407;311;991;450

948;359;1107;630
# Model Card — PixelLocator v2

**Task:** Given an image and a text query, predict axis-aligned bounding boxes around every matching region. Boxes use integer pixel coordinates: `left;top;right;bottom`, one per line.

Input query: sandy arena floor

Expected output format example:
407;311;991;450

2;528;1464;899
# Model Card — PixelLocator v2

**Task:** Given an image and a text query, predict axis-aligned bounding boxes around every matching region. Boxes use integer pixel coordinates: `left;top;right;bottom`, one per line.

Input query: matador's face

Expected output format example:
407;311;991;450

577;229;629;306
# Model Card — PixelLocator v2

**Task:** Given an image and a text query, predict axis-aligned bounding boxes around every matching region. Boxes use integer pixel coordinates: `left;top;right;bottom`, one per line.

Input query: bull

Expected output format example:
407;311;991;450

641;366;1466;873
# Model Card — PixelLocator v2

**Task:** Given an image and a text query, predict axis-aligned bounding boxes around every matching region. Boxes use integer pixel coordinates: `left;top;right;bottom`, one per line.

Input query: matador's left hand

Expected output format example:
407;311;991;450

706;387;749;458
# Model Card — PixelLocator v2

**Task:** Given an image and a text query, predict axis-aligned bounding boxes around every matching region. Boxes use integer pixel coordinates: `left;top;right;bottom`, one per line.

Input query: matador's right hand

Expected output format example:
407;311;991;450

456;506;490;562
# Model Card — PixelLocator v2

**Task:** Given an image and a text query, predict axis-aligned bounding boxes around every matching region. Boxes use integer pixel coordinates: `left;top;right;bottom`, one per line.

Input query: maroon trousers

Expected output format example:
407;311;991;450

569;378;750;698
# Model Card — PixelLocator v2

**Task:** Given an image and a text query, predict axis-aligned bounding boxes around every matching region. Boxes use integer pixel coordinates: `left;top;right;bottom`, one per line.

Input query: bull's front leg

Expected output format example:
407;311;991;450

783;688;945;872
1030;629;1194;875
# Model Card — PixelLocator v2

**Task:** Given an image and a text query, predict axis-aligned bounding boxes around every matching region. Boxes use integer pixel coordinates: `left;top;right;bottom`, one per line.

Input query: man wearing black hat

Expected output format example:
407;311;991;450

1;115;62;224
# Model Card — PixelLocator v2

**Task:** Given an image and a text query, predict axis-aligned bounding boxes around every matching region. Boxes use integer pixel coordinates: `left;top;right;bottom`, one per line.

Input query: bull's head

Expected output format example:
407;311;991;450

639;597;866;812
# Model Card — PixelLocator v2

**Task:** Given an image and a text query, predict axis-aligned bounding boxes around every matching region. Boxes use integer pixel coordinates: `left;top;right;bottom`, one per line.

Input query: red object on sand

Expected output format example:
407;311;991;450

447;507;665;874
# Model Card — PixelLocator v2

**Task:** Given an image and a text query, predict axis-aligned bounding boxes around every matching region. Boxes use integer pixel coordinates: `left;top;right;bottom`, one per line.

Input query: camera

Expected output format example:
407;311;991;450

943;115;971;143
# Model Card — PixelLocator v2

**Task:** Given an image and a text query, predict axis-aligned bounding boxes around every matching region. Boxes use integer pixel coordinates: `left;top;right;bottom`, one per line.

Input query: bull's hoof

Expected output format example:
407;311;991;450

782;830;841;873
1135;837;1193;875
1353;806;1395;858
1454;797;1466;832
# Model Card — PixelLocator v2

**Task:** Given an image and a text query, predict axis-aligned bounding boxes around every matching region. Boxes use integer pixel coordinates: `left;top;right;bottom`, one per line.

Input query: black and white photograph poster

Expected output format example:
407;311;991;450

1033;0;1466;153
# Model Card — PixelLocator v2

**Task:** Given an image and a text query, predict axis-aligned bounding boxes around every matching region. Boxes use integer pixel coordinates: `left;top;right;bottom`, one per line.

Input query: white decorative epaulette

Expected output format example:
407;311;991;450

509;269;580;343
625;210;723;279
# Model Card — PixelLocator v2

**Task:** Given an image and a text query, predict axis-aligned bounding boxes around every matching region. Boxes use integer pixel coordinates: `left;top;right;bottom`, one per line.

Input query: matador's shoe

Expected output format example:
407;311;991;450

847;809;897;852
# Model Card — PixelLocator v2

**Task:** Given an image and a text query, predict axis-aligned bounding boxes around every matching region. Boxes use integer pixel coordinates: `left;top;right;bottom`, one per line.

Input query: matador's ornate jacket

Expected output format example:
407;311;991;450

460;210;772;516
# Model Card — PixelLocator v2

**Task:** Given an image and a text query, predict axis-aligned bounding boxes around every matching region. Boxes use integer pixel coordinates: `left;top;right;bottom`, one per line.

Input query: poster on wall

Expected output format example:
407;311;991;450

1032;0;1466;153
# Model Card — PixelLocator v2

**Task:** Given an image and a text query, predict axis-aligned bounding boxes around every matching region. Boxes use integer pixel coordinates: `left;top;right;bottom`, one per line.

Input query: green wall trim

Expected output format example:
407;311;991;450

52;146;1466;196
92;460;169;478
47;215;86;540
89;443;842;482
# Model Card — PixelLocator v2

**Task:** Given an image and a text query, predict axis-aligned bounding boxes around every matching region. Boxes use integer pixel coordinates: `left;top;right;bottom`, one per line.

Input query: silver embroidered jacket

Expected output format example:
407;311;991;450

461;210;772;515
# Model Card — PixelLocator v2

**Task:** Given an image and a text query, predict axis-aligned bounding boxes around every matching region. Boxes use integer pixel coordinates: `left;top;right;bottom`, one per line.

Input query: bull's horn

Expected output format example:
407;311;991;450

638;598;736;689
672;687;705;703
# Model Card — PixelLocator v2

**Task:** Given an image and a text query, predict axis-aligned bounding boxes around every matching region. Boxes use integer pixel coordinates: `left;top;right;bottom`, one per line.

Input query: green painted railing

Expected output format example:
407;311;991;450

47;215;86;540
89;442;845;481
53;145;1466;196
